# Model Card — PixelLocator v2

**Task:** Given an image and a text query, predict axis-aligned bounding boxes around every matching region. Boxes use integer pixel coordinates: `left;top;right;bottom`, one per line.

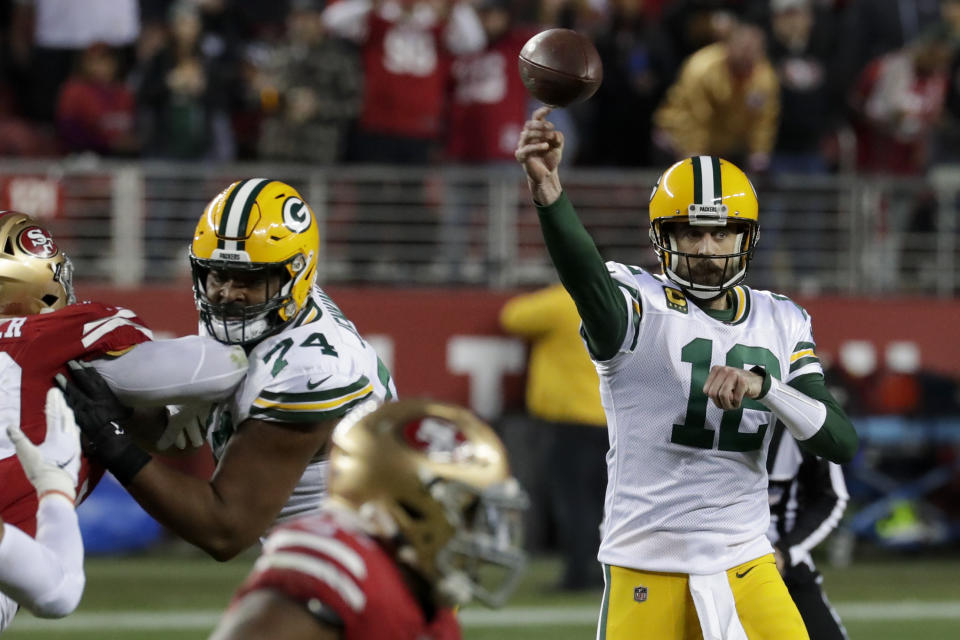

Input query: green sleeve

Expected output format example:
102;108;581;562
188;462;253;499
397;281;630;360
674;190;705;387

787;373;859;464
535;192;628;361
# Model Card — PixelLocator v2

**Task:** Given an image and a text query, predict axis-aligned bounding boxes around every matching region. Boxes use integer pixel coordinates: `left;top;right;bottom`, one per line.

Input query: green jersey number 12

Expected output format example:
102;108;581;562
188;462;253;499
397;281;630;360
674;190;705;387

670;338;780;452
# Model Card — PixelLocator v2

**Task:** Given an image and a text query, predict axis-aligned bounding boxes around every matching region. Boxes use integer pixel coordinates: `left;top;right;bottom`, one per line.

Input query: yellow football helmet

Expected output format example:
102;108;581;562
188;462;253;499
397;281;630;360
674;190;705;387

0;211;75;316
328;398;528;608
648;156;760;299
190;179;319;345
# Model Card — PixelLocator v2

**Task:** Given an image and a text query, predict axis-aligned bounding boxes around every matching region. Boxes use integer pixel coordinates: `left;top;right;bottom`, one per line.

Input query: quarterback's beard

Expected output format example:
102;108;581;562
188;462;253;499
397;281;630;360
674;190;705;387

674;257;735;288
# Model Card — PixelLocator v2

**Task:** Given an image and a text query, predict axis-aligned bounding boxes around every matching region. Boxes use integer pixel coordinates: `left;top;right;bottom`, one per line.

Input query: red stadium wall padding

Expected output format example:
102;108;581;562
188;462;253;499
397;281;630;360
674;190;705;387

76;285;960;417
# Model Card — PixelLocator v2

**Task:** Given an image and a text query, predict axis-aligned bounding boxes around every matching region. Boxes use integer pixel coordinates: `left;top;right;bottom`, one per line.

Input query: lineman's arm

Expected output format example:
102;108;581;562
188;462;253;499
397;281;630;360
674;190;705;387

126;415;335;561
210;590;341;640
58;362;334;561
515;107;627;359
90;335;247;407
704;367;858;463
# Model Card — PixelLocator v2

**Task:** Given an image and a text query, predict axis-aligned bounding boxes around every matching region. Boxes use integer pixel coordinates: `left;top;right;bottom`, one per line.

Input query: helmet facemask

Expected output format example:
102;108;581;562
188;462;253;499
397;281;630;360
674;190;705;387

190;251;312;346
650;218;758;301
433;477;528;608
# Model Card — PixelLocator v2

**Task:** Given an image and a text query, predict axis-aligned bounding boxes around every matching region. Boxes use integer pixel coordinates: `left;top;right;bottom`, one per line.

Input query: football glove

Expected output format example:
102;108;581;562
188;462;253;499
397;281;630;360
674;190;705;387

6;388;81;502
55;360;151;486
156;402;209;451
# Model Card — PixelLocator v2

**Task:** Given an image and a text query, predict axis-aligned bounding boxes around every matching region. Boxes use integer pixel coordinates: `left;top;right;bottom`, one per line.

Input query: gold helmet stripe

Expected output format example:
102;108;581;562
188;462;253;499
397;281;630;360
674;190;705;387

217;178;270;252
692;156;722;205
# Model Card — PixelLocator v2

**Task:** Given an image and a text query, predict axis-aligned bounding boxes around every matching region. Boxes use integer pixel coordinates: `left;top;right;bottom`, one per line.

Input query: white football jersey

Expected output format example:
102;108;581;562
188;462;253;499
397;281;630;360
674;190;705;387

207;286;396;524
595;263;823;574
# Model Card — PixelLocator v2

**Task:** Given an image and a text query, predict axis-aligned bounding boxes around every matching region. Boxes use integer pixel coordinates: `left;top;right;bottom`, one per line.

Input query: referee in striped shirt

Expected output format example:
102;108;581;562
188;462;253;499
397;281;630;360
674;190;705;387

767;421;850;639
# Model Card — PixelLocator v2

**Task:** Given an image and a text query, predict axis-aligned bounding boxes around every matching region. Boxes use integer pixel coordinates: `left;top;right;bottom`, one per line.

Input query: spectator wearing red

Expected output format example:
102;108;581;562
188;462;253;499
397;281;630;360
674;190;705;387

55;43;137;156
444;0;532;163
323;0;486;164
850;28;953;176
436;0;534;280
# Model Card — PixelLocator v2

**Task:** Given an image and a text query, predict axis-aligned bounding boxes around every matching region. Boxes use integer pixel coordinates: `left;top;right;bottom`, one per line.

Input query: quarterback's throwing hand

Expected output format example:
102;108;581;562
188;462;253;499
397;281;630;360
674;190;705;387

7;388;81;502
515;106;564;206
703;366;764;411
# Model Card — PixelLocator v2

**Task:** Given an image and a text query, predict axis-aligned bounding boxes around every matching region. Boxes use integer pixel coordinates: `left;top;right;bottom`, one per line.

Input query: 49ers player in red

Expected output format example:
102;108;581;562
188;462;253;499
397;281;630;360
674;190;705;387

0;211;247;630
209;399;529;640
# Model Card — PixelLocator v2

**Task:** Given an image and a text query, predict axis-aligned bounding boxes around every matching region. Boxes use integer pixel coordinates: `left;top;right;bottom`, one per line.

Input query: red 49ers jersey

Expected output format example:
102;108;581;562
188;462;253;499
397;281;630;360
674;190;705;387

232;508;461;640
0;302;152;536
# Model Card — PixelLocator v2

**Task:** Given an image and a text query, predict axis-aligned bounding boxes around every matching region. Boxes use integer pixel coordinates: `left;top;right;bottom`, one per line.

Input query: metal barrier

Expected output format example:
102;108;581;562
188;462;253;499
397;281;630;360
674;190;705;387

1;159;957;295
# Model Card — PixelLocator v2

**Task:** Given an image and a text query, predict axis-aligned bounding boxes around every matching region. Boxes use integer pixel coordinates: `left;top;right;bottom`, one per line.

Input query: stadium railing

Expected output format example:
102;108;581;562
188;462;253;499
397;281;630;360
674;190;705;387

0;159;957;295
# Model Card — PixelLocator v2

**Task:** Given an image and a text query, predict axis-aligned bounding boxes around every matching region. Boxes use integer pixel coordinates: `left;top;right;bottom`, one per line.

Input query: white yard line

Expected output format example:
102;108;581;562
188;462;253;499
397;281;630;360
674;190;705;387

8;601;960;632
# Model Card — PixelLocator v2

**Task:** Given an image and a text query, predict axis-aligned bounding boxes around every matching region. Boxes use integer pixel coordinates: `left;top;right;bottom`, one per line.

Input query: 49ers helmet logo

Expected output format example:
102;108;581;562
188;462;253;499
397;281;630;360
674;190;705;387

402;417;471;463
18;226;58;258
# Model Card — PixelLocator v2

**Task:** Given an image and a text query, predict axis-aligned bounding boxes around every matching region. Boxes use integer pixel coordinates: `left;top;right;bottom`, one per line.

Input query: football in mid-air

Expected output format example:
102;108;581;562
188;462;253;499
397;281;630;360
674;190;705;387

518;28;603;107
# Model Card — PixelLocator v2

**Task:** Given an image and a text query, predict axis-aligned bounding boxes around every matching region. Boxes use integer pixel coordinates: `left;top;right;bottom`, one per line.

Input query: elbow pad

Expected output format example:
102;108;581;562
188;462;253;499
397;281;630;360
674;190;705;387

757;375;827;441
92;336;247;406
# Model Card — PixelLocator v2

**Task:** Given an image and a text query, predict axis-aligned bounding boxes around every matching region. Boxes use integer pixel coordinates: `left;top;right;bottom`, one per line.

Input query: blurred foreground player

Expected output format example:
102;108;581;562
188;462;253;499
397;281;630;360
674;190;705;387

209;399;529;640
0;212;247;631
0;389;83;628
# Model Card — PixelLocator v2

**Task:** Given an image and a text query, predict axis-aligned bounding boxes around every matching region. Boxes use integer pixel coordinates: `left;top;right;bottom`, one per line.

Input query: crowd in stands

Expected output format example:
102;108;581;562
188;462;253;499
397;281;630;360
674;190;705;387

2;0;960;175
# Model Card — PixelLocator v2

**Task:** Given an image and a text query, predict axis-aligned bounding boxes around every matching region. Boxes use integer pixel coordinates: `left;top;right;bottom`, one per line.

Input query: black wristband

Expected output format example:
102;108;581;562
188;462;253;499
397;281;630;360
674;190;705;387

91;421;152;486
750;366;772;399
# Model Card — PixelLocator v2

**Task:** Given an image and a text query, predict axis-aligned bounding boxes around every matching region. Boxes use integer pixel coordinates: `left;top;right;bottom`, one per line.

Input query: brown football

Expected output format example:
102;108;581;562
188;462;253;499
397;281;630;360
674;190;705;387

518;28;603;107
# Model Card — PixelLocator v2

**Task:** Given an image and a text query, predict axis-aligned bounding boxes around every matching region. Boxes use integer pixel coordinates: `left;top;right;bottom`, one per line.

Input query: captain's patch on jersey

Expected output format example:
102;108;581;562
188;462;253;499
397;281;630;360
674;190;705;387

664;287;688;314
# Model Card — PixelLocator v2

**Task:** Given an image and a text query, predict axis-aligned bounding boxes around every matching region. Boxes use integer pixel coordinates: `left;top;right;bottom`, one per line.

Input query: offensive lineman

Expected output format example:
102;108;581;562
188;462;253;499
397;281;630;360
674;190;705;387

515;108;858;639
60;179;396;561
210;398;529;640
0;212;248;630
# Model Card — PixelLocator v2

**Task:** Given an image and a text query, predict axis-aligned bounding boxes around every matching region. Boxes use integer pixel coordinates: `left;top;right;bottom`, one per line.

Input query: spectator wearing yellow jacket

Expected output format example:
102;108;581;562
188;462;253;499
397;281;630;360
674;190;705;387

654;20;780;173
500;283;607;591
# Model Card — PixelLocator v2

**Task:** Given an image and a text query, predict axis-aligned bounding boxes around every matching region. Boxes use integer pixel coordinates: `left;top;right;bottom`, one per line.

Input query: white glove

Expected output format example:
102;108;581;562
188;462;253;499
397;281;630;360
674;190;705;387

7;388;81;502
155;402;210;451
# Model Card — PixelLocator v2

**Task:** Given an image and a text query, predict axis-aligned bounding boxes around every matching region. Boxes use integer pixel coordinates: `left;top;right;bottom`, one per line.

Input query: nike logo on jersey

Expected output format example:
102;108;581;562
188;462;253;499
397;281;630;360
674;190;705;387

735;565;757;579
306;375;333;390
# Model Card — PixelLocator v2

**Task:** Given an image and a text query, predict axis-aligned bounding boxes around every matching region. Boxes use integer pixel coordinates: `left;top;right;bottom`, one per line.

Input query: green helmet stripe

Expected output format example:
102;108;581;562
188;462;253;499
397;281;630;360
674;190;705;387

692;156;703;204
216;181;245;249
218;178;269;252
711;156;723;204
691;156;722;205
234;179;270;252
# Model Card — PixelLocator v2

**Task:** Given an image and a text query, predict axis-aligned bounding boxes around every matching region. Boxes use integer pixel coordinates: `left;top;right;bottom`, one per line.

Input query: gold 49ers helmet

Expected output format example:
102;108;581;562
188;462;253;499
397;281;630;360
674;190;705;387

0;211;75;316
190;179;319;345
648;156;760;299
328;398;529;608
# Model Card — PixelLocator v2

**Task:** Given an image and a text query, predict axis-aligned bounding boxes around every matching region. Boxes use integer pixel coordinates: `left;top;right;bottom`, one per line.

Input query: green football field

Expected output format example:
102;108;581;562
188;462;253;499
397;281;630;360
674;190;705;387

6;551;960;639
